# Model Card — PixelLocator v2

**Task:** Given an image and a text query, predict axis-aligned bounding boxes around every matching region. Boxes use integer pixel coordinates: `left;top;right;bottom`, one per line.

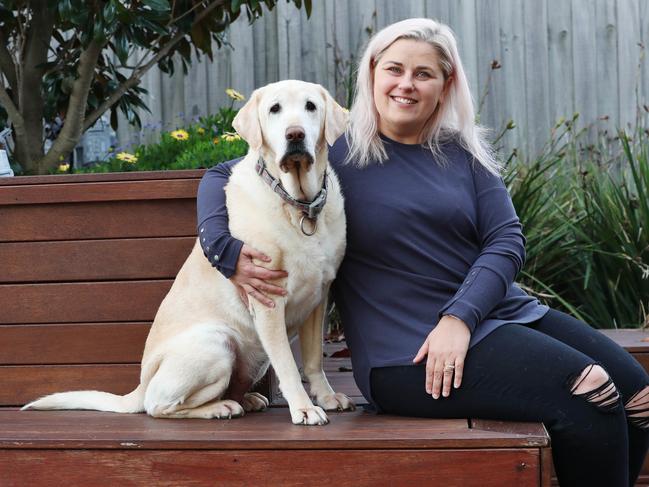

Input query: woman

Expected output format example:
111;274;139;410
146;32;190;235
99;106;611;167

197;18;649;486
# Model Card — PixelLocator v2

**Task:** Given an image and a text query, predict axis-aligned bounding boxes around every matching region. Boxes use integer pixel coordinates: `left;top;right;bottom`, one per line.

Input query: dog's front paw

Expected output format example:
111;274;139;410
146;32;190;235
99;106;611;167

242;392;269;412
290;405;329;426
316;392;356;412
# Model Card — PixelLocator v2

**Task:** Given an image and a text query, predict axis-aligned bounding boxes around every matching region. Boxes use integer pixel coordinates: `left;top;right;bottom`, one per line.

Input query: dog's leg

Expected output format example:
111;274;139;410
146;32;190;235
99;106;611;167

298;292;356;412
143;324;243;420
251;300;329;425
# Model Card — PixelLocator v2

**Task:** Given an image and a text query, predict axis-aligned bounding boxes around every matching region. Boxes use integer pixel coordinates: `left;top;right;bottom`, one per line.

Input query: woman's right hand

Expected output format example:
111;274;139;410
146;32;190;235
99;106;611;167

230;244;288;308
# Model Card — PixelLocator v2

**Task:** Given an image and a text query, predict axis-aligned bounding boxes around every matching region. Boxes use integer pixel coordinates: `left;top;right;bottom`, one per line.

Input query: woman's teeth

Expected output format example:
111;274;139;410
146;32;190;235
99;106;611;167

392;96;416;105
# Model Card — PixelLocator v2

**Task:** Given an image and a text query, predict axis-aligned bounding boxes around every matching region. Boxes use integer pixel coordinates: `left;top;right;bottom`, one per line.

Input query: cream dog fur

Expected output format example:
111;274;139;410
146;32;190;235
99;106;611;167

23;80;355;425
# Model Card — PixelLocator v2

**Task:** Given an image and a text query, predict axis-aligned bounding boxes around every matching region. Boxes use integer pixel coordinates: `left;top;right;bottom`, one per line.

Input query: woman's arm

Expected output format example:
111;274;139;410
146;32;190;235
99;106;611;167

438;162;526;332
197;160;287;306
197;159;245;278
414;160;525;400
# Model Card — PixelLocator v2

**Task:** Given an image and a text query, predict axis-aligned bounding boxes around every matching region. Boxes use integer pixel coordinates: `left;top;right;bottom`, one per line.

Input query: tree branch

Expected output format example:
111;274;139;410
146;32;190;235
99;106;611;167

44;39;103;165
0;30;18;92
0;80;24;130
83;0;228;131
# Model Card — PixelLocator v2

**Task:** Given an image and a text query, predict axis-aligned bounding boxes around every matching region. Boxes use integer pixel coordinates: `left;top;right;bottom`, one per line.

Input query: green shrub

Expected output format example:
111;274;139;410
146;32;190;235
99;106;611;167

76;90;248;173
509;119;649;328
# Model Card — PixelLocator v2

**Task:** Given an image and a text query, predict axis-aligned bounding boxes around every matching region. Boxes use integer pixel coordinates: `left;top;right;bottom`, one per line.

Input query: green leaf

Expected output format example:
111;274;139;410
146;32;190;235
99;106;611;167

58;0;72;19
103;1;117;24
113;30;129;65
142;0;171;12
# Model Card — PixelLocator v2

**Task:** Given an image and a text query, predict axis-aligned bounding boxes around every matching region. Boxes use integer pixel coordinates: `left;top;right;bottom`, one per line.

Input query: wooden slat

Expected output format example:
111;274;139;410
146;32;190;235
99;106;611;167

2;364;140;406
0;179;199;205
600;329;649;352
541;445;554;487
0;408;548;450
0;199;196;242
470;419;549;447
0;281;172;324
0;448;542;486
0;323;150;365
0;237;195;283
0;170;205;186
2;363;274;408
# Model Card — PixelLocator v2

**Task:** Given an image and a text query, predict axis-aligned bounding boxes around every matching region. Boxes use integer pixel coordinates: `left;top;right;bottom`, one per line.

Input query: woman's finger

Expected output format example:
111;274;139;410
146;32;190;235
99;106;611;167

250;278;287;297
454;357;465;389
251;266;289;281
442;359;455;397
241;284;275;308
425;353;435;394
241;244;271;262
431;358;444;399
413;338;429;364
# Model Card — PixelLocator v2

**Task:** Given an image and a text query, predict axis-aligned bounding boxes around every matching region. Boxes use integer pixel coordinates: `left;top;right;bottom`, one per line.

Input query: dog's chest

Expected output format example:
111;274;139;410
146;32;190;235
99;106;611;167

282;236;338;324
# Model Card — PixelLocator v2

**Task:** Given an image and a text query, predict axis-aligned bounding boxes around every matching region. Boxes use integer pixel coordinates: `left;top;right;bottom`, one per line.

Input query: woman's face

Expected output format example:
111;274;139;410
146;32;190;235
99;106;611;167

372;39;449;144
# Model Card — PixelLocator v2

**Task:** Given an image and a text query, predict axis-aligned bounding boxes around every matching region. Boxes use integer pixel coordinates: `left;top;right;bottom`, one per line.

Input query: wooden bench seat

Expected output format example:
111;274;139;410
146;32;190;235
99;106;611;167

1;408;550;486
0;171;645;486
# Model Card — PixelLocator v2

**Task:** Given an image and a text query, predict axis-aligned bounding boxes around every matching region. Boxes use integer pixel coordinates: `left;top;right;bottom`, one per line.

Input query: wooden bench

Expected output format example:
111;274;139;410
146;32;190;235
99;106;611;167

0;170;643;486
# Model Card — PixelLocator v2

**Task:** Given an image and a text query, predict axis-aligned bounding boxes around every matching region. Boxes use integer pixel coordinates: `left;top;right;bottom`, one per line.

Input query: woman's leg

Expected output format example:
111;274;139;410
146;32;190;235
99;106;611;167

370;324;628;487
532;309;649;484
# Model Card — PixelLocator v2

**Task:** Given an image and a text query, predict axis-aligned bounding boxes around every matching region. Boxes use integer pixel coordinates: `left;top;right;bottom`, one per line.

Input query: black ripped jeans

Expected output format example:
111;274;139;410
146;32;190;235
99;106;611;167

370;309;649;487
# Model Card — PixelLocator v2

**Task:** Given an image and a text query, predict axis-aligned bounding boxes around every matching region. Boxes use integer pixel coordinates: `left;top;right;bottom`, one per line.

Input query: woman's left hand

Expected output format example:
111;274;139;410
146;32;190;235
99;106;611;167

413;315;471;399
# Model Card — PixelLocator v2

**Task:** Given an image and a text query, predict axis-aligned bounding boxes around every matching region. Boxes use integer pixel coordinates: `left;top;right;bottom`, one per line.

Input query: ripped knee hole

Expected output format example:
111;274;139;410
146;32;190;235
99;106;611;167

625;385;649;429
567;363;620;412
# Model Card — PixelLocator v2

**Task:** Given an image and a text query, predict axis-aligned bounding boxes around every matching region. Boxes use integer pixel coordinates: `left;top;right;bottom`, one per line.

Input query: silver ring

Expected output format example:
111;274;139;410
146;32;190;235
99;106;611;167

300;215;317;236
443;364;455;372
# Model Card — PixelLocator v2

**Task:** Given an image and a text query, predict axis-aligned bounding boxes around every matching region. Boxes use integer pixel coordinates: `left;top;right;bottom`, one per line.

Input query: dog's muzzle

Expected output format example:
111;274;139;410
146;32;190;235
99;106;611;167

279;143;314;173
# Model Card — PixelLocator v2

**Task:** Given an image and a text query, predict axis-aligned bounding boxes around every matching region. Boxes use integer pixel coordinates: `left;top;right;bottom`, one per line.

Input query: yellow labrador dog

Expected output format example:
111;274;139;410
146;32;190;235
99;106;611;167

23;80;355;425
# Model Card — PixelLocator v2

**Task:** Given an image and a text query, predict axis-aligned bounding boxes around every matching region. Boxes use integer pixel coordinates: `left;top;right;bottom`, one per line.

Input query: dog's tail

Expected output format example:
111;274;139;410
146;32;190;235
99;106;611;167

21;384;146;413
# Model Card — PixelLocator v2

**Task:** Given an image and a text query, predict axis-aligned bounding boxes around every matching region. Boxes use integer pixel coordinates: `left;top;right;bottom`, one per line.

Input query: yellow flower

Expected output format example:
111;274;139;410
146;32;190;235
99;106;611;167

58;163;70;172
116;152;138;164
226;88;245;101
213;137;220;145
342;107;349;113
222;132;241;143
170;129;189;141
197;127;205;135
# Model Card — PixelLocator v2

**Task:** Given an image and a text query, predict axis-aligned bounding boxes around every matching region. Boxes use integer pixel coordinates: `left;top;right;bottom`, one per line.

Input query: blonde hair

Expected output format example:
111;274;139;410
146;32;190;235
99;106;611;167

346;18;500;175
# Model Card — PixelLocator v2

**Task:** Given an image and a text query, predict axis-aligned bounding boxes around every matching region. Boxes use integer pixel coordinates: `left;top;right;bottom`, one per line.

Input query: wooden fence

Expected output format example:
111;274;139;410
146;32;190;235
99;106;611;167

115;0;649;160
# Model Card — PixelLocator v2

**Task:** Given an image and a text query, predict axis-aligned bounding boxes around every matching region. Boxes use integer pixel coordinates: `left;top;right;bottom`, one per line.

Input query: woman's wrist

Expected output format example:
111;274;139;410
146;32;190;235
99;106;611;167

441;314;470;332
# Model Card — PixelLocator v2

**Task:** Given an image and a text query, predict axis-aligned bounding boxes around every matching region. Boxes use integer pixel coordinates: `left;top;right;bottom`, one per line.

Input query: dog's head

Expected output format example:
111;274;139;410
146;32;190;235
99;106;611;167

233;80;348;201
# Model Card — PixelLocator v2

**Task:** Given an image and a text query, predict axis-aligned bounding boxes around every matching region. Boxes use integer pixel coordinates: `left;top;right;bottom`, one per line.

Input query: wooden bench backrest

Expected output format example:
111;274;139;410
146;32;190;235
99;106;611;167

0;170;204;406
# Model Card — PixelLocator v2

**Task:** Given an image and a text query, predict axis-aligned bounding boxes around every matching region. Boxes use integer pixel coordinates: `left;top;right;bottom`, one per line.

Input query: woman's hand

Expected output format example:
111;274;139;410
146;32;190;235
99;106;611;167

230;244;288;308
413;315;471;399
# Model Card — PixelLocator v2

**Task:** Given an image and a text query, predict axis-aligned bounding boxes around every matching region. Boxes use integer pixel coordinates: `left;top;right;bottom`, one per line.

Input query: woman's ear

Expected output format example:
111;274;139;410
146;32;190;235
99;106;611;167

320;87;349;146
440;74;454;105
232;89;263;150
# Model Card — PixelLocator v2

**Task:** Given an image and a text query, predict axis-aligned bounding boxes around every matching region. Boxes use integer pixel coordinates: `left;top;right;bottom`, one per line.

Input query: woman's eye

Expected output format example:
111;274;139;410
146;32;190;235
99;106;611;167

270;103;281;114
305;101;316;112
417;71;432;79
388;66;401;73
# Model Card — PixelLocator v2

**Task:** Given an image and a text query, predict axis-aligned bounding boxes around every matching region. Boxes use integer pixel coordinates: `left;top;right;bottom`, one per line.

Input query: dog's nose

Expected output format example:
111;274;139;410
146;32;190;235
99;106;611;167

285;126;305;142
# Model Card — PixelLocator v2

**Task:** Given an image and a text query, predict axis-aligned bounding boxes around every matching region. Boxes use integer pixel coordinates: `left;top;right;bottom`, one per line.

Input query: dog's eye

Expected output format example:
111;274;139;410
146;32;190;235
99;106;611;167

270;103;281;114
305;101;316;112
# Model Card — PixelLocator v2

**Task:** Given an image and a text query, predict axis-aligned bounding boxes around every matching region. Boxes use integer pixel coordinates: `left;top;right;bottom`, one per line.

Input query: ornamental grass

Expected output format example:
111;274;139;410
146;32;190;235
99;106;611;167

508;118;649;329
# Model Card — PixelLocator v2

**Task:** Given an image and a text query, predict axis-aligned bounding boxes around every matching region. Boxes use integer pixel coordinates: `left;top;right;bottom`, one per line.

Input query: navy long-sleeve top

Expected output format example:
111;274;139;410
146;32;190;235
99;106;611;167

197;135;549;406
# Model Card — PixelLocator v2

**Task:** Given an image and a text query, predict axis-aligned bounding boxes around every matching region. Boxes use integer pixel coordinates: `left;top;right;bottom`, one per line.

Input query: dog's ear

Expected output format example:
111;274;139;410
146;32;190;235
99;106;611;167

320;87;349;146
232;89;263;151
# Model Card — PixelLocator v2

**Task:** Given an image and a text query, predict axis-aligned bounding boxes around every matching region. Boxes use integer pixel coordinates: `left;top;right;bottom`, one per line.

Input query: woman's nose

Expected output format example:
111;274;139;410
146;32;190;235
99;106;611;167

398;74;415;90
